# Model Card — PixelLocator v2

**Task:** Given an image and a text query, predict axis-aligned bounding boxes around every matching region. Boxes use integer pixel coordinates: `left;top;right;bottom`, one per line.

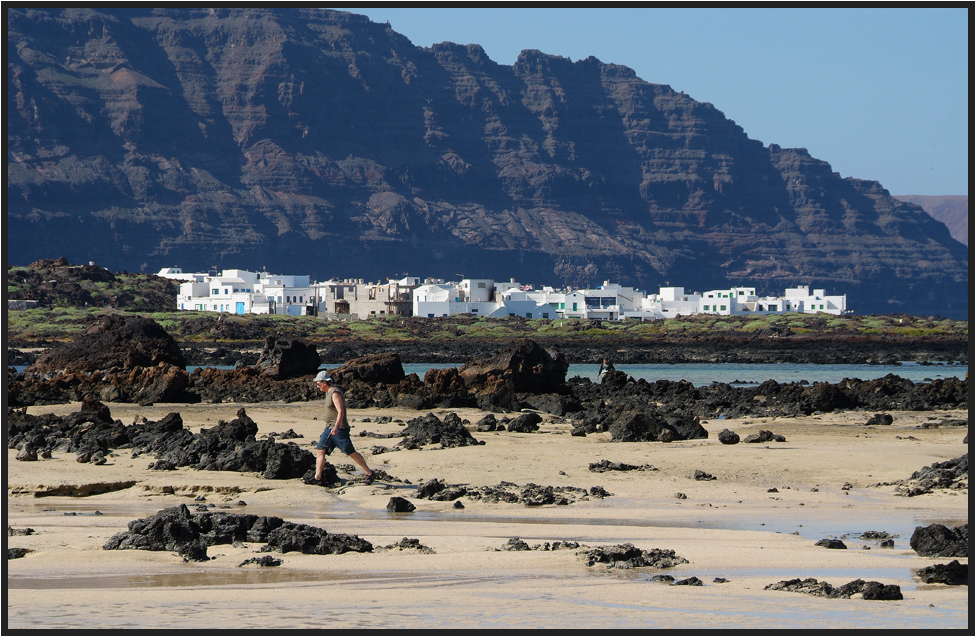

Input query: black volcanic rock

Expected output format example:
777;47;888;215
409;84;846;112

103;505;372;559
386;497;416;513
11;316;190;405
765;578;902;600
29;315;186;374
5;8;967;317
460;340;568;394
254;336;320;380
895;454;968;497
399;412;482;449
330;352;406;386
910;523;969;558
915;560;968;586
607;410;707;443
576;543;688;569
717;429;740;445
7;403;320;481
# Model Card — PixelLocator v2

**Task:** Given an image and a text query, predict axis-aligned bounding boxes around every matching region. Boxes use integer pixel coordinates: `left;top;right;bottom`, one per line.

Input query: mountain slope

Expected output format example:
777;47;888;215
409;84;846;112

6;8;968;317
893;196;968;246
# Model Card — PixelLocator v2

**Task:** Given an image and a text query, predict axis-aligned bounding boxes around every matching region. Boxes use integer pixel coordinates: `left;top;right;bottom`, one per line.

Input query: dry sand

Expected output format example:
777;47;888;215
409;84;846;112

5;401;970;631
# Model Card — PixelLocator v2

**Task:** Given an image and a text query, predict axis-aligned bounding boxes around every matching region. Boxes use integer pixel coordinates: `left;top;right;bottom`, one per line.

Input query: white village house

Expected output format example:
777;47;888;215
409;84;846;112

696;285;846;315
170;268;313;315
162;268;846;320
412;278;559;318
166;267;420;318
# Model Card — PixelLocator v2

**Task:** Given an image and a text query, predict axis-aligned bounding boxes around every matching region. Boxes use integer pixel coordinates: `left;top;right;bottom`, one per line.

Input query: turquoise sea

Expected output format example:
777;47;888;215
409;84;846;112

398;361;967;387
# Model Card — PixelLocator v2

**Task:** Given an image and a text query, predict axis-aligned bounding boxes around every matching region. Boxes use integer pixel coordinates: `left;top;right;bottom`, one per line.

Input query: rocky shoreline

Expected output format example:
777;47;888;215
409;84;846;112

9;332;969;370
338;336;969;366
182;335;968;366
8;318;969;427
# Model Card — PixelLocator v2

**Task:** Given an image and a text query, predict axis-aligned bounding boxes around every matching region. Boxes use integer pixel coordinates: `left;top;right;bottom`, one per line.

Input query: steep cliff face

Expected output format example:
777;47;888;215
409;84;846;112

893;196;968;246
7;8;968;317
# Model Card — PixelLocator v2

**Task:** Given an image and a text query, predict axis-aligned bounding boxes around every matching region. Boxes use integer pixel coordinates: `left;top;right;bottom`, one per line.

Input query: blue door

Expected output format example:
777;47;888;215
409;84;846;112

236;302;245;314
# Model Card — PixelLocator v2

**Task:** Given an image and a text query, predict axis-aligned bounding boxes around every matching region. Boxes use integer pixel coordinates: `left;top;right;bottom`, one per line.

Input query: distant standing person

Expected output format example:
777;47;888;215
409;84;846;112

598;357;615;379
304;371;375;486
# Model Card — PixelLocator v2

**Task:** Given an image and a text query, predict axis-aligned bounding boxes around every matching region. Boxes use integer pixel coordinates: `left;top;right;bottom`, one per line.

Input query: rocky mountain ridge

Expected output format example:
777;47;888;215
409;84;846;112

6;8;968;317
893;196;968;246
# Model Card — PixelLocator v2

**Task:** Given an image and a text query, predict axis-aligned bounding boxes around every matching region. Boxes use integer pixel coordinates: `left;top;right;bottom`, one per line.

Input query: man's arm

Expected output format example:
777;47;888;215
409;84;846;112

331;390;345;431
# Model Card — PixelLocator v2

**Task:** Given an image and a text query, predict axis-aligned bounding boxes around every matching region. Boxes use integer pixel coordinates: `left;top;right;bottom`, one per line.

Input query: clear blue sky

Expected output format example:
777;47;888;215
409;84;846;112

334;6;969;196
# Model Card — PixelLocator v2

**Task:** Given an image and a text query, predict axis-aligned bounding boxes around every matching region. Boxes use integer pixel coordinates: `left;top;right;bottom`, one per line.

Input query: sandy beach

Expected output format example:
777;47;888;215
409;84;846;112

6;401;969;631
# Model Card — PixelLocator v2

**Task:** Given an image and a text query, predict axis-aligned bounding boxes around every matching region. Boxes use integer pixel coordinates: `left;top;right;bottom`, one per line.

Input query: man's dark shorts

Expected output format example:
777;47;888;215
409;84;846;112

317;427;355;455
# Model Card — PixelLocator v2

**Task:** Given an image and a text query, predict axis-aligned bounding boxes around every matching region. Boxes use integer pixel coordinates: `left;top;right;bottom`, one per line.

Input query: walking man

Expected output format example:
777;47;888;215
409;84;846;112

304;370;375;486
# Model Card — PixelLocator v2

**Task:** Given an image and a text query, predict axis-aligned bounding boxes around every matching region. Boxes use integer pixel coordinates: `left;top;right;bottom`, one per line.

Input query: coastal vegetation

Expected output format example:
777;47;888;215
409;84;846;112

7;258;177;312
6;305;968;349
7;258;967;355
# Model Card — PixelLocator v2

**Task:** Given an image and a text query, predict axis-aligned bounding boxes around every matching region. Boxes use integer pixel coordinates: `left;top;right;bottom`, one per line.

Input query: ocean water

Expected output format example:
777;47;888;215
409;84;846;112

398;362;967;387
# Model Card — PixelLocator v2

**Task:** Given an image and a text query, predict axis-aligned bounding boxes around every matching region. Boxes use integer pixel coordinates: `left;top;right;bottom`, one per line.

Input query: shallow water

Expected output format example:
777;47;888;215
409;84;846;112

6;564;966;631
3;563;927;591
566;361;968;386
10;496;963;549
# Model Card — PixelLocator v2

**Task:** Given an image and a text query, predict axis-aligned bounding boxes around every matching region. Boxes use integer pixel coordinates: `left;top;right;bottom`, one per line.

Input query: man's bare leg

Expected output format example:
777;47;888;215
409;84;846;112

314;448;327;480
347;451;373;476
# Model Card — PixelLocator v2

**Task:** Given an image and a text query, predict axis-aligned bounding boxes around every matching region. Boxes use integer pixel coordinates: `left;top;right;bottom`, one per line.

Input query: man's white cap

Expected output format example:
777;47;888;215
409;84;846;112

314;371;332;383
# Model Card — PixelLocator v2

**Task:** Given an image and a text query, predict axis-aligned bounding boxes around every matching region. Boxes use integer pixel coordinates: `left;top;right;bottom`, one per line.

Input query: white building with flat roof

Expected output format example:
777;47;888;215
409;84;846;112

623;286;702;319
413;280;558;319
525;281;645;320
170;265;847;320
156;266;208;282
492;289;559;319
699;285;845;315
783;285;847;314
177;269;314;315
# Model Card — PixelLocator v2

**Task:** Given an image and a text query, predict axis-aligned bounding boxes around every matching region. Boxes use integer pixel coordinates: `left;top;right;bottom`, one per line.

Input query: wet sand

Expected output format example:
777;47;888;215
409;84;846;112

6;402;969;631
